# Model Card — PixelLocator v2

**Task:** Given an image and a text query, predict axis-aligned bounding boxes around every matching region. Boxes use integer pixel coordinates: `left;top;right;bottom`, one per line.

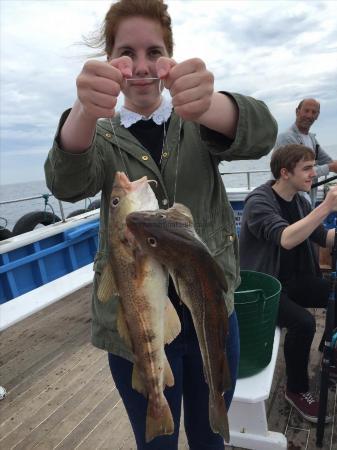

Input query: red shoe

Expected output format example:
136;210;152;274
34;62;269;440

285;390;332;423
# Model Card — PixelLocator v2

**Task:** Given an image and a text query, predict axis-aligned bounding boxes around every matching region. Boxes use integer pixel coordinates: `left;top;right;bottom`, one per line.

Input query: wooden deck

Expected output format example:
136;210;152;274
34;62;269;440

0;285;336;450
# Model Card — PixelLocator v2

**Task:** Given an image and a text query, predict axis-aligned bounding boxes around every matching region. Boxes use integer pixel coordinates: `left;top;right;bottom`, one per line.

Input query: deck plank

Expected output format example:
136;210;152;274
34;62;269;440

0;290;92;382
0;283;336;449
0;285;92;364
76;398;129;450
0;340;94;428
2;337;92;413
57;389;121;450
0;351;106;448
13;365;112;450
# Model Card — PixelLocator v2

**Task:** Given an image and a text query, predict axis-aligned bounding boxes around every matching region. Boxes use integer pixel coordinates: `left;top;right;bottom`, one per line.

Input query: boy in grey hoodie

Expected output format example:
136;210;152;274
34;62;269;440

240;144;337;423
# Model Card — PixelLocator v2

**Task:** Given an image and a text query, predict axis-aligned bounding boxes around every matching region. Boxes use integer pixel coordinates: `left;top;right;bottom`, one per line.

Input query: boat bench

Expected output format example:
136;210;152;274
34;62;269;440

228;327;287;449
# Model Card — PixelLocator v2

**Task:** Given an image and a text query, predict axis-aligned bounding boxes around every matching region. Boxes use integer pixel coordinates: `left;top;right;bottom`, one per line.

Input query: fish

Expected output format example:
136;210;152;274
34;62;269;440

97;172;181;443
126;203;231;442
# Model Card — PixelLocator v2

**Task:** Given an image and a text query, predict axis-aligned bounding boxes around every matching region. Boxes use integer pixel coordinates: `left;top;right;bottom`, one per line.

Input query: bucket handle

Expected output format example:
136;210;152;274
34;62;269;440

236;289;264;295
235;289;266;305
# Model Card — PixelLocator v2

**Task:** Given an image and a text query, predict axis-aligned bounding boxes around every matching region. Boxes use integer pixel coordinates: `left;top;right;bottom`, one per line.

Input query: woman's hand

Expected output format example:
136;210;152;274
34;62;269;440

156;57;214;121
76;57;133;120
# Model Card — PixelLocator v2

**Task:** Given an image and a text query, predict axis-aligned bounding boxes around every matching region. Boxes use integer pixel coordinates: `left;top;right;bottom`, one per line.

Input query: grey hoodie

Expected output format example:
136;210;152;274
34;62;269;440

239;181;327;278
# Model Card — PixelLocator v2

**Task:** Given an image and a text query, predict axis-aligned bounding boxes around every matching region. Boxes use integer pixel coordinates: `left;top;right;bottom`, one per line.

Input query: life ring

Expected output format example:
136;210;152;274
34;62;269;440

0;228;12;241
66;209;88;219
13;211;61;235
87;199;101;211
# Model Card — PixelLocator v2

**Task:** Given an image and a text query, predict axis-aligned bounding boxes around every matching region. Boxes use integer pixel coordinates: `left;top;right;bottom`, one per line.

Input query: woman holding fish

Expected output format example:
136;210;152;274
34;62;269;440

45;1;278;448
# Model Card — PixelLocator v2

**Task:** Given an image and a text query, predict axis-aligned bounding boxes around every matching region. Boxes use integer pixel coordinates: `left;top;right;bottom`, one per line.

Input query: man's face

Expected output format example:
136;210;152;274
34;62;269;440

295;100;320;134
286;158;316;192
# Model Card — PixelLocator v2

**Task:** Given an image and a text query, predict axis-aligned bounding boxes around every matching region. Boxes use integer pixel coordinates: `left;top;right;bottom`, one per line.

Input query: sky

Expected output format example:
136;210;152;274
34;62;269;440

1;0;337;185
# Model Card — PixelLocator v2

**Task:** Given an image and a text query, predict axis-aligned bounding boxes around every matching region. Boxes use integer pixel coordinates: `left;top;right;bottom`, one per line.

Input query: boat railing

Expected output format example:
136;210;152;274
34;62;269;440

0;194;96;222
220;169;337;192
0;191;100;239
220;169;271;190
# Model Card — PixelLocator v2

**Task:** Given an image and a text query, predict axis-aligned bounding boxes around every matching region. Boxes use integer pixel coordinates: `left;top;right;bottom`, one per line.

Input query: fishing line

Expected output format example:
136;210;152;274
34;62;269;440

109;76;163;177
125;77;159;81
109;76;182;205
159;121;167;167
172;118;182;206
109;117;130;178
125;77;163;95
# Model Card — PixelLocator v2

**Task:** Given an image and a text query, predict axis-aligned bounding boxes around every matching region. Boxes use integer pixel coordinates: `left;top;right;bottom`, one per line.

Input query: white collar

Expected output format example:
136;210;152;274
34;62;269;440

120;97;172;128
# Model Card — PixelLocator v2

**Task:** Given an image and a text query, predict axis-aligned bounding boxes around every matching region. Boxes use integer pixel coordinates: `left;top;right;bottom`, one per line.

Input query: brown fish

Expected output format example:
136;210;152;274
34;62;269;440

98;172;181;442
126;203;231;442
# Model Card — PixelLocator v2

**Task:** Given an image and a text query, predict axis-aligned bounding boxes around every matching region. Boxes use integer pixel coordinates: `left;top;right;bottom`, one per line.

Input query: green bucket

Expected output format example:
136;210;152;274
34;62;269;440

234;270;281;378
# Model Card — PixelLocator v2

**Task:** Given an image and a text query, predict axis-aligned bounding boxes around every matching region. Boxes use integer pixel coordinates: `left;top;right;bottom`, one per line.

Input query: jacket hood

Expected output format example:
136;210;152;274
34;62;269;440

245;180;275;203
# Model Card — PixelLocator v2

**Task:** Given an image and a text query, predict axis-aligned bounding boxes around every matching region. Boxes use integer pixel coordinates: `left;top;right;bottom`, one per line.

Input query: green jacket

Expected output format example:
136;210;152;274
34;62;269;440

45;93;277;360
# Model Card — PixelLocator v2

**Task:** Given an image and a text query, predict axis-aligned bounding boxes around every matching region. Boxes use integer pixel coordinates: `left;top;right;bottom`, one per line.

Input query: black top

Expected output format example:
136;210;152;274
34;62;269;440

273;190;313;283
128;118;170;167
128;118;182;306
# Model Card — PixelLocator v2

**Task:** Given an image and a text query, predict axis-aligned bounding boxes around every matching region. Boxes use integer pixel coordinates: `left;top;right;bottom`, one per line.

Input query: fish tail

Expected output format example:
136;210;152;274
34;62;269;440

145;396;174;443
209;395;230;443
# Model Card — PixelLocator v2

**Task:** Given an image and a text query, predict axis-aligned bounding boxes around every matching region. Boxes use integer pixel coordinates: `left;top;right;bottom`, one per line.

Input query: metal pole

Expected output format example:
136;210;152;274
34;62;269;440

58;200;66;222
0;194;47;205
316;227;337;446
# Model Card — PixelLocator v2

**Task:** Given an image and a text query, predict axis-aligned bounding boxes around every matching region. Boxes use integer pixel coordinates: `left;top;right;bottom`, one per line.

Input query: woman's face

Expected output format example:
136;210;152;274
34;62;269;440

110;16;169;115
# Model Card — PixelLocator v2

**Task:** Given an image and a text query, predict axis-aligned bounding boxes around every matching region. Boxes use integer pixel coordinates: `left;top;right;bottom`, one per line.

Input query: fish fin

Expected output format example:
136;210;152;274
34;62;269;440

117;304;133;349
209;395;230;443
221;355;232;392
97;263;119;302
164;298;181;344
206;255;228;293
133;246;147;285
146;396;174;443
170;203;194;225
170;272;183;300
132;363;147;397
163;356;175;388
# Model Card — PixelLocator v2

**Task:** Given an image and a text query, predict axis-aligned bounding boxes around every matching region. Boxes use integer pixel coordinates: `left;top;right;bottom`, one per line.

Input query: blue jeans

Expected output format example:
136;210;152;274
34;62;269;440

108;305;240;450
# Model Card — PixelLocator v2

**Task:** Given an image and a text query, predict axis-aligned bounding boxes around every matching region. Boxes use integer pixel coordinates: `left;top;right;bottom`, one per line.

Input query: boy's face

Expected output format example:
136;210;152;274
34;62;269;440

111;16;169;115
285;158;316;192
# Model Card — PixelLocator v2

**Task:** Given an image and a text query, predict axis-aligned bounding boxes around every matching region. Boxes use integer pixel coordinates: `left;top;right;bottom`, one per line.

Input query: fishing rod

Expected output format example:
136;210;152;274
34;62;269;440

316;227;337;447
311;175;337;189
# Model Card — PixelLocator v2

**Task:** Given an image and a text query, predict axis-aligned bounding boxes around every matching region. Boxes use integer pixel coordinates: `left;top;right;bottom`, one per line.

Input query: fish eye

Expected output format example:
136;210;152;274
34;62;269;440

158;213;166;219
147;237;157;247
112;197;120;207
